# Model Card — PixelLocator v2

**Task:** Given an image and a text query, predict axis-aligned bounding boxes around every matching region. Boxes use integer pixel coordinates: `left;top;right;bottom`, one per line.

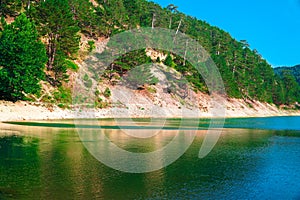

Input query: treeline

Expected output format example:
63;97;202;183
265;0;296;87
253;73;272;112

274;65;300;104
275;65;300;85
0;0;299;105
1;0;85;101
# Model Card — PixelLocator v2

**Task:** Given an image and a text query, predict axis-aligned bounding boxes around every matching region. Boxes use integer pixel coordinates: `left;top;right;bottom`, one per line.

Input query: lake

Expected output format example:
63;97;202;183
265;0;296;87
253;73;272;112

0;117;300;199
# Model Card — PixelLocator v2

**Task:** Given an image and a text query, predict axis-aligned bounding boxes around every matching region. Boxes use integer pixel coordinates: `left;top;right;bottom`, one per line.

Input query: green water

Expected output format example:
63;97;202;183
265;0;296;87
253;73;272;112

0;117;300;199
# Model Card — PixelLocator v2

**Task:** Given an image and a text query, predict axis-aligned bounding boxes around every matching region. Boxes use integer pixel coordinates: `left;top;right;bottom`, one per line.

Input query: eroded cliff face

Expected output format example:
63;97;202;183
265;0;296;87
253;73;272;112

1;39;299;122
72;43;296;119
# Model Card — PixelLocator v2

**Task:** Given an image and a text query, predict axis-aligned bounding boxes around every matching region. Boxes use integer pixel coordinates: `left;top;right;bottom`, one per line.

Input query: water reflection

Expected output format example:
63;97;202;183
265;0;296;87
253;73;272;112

0;120;299;199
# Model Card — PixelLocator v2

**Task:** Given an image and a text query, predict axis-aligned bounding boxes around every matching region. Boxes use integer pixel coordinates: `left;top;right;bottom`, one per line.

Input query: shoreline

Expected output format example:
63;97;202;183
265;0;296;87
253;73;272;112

0;100;299;122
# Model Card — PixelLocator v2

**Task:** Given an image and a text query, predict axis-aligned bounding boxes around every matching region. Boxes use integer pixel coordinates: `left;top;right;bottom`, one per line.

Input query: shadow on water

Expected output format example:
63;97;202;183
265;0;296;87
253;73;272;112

3;121;209;130
4;116;300;131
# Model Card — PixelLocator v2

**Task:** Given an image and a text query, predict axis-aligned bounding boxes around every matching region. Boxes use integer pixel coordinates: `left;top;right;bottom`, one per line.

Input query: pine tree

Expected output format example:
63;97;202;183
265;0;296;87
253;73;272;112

33;0;80;85
0;13;47;101
68;0;100;37
96;0;128;36
0;0;22;17
282;71;300;104
125;64;159;89
123;0;142;28
272;75;286;105
166;4;178;29
164;53;173;67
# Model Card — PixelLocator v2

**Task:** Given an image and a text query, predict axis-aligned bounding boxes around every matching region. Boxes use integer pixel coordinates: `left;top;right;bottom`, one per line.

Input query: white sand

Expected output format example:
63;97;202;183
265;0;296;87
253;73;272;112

0;96;299;122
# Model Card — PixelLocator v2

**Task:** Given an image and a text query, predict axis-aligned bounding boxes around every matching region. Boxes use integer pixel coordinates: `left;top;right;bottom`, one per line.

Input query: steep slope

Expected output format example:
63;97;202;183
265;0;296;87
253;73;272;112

88;0;299;105
0;0;299;107
274;65;300;85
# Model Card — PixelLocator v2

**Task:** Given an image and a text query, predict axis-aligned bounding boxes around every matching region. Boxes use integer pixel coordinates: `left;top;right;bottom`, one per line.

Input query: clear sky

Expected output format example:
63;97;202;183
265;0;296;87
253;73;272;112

152;0;300;67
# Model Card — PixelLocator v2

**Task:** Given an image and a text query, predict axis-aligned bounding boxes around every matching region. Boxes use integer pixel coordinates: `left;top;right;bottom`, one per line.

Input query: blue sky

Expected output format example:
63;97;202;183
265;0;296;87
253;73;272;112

153;0;300;67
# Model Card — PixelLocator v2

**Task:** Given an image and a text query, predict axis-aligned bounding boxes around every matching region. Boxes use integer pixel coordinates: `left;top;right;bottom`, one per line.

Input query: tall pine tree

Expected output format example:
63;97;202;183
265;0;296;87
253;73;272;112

0;13;47;101
68;0;100;37
33;0;80;85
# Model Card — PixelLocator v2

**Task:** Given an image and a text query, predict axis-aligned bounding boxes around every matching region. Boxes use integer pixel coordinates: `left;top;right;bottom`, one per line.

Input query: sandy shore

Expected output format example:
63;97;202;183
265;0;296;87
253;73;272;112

0;99;299;122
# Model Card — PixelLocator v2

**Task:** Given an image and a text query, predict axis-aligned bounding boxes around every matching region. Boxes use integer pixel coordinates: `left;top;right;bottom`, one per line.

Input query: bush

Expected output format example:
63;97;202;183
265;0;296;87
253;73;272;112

57;103;69;109
87;40;95;52
73;94;87;104
164;53;173;67
41;95;54;103
65;59;79;71
147;86;157;93
103;87;111;98
125;65;159;89
83;74;93;88
95;90;100;96
95;97;110;108
83;73;89;82
53;86;72;104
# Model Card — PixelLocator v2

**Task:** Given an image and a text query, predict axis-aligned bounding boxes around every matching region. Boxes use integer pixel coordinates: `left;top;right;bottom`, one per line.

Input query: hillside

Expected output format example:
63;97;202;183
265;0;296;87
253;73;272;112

0;0;299;115
274;65;300;85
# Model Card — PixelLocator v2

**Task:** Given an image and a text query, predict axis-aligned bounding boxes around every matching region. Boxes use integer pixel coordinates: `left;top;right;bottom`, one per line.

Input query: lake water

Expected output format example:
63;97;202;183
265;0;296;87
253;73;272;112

0;117;300;199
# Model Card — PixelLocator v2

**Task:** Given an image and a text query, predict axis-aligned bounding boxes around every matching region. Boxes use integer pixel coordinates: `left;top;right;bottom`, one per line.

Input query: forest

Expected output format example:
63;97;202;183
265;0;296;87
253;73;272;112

0;0;299;106
275;65;300;85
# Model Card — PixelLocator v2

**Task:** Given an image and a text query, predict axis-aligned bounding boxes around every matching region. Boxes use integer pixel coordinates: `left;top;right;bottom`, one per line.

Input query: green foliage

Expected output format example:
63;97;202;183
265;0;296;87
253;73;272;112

170;55;208;93
65;59;79;72
73;94;87;104
32;0;80;85
87;40;96;52
95;90;100;96
0;0;42;17
95;0;129;36
0;17;6;34
68;0;101;37
273;66;300;104
110;49;152;75
164;53;173;67
124;64;159;89
281;71;300;104
275;65;300;85
146;86;157;93
53;86;72;104
83;74;89;82
0;14;47;101
0;0;22;17
0;0;298;107
52;50;69;85
95;97;110;109
103;87;111;98
83;73;93;88
272;75;287;105
123;0;142;28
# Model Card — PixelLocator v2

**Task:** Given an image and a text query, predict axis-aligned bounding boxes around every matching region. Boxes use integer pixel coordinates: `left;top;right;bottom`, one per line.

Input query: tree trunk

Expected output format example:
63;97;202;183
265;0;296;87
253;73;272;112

152;13;156;29
46;33;58;71
232;52;237;78
169;16;172;29
173;18;182;41
183;40;189;66
175;18;182;35
232;65;236;79
217;42;220;55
